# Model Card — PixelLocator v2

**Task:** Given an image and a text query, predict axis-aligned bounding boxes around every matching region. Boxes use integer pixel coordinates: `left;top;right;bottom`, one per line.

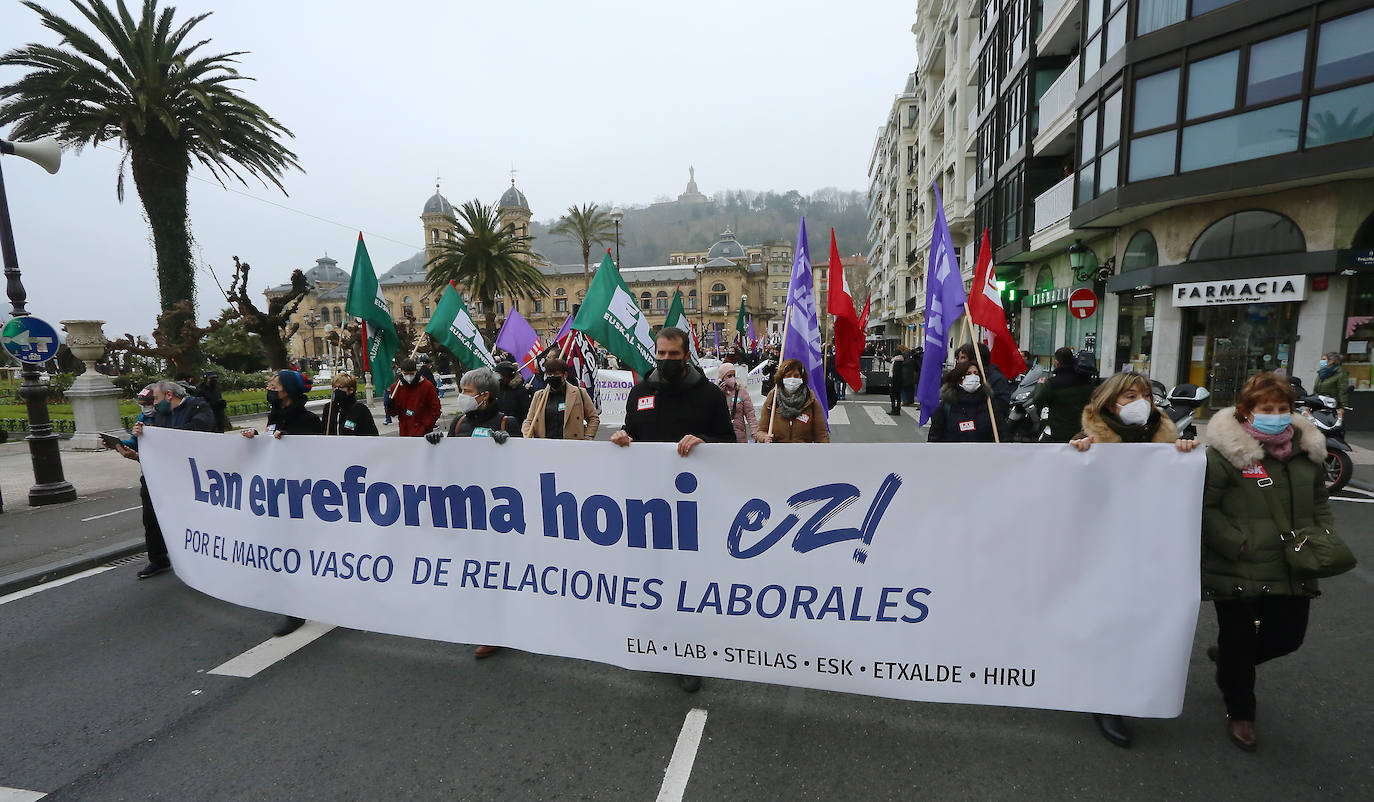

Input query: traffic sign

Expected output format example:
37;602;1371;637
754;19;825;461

1068;288;1098;319
1;316;62;364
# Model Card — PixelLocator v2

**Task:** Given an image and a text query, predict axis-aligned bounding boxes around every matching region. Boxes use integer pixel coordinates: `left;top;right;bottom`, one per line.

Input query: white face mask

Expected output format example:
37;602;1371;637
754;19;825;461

782;377;804;392
454;393;480;414
960;375;982;393
402;373;417;384
1117;397;1152;425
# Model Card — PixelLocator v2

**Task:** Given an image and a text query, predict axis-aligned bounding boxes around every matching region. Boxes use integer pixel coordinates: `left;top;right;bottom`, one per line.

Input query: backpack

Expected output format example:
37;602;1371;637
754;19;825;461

1073;349;1098;378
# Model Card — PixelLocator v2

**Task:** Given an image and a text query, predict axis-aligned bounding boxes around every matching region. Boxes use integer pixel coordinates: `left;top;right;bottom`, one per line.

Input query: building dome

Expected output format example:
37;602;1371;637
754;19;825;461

499;181;530;212
707;228;745;260
303;256;349;285
423;190;453;217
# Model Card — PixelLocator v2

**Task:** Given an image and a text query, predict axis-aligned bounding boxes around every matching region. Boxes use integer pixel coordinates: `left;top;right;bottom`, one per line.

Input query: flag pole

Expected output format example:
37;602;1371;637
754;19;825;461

360;321;374;405
962;306;1001;443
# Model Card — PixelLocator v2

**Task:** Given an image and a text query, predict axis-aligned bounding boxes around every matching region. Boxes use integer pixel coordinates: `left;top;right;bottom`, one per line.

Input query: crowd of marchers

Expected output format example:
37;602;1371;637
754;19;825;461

111;328;1355;749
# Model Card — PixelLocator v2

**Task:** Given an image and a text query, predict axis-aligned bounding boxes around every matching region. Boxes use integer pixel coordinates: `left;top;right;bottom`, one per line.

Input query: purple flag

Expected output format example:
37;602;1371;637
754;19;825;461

553;312;574;346
781;217;829;419
712;326;720;352
495;307;543;380
746;316;756;351
917;182;969;425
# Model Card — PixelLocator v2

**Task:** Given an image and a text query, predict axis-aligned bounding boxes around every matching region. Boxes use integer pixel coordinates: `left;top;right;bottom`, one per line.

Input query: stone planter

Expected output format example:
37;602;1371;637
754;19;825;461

60;320;123;450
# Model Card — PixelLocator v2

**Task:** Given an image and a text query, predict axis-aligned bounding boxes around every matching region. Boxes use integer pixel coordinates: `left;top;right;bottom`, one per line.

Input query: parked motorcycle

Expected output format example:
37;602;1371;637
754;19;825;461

1297;393;1354;492
1166;384;1210;440
1007;364;1048;442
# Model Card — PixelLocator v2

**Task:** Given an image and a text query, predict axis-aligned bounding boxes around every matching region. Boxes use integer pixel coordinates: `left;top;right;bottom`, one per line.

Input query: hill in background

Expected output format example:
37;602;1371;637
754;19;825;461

529;188;869;267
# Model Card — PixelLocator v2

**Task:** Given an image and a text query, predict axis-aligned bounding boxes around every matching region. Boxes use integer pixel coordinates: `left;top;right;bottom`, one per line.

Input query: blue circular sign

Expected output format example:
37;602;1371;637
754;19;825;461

1;316;62;364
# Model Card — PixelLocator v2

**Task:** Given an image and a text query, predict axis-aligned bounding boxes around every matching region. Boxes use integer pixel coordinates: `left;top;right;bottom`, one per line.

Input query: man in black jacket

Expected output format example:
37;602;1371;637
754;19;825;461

126;380;216;579
611;327;733;692
1031;347;1094;442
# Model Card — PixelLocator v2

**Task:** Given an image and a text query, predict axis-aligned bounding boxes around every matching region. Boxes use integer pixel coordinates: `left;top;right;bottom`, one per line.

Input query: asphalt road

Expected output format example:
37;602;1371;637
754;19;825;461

1;397;1371;800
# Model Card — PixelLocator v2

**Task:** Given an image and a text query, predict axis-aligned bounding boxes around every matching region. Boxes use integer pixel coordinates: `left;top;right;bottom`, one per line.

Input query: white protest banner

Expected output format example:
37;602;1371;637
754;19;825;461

139;429;1204;717
594;369;635;427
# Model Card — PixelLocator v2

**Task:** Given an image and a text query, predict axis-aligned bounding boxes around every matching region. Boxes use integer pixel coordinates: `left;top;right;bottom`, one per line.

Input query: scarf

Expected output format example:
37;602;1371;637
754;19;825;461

1099;409;1162;443
775;385;810;420
1242;420;1295;460
1318;363;1337;381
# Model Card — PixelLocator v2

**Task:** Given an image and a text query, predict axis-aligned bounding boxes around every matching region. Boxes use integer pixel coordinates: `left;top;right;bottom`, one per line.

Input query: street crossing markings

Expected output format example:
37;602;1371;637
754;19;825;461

862;405;898;426
828;406;849;425
208;621;336;678
0;787;46;801
1330;496;1374;503
656;708;707;802
0;564;118;606
902;406;922;423
80;505;142;522
1341;486;1374;497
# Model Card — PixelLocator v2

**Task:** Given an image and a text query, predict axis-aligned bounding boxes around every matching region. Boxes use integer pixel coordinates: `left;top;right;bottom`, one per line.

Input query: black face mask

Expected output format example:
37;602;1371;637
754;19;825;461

656;358;686;383
266;389;282;408
547;376;565;391
332;389;353;407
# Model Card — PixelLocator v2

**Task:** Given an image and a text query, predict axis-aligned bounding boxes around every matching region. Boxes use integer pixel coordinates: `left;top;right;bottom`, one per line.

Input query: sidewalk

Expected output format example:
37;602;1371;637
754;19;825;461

0;395;453;595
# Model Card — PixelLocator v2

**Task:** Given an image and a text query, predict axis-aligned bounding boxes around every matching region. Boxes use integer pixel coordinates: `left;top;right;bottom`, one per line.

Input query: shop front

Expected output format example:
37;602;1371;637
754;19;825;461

1115;289;1155;375
1174;275;1306;411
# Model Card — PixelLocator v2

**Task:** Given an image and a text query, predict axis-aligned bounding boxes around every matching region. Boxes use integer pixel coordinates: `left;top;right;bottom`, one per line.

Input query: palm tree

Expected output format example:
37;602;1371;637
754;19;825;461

549;203;618;292
0;0;301;362
425;199;546;340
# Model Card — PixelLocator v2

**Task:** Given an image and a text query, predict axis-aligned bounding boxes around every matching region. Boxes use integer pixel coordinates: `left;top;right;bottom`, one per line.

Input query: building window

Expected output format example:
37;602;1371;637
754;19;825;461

534;299;544;313
420;302;429;318
497;302;505;314
1121;230;1159;272
555;287;566;296
555;298;568;313
1180;101;1301;171
1316;7;1374;88
656;291;669;311
1307;82;1374;147
402;296;413;317
1248;30;1306;105
710;283;728;308
687;290;697;310
640;291;652;311
1137;0;1185;36
1187;50;1239;120
1188;211;1305;261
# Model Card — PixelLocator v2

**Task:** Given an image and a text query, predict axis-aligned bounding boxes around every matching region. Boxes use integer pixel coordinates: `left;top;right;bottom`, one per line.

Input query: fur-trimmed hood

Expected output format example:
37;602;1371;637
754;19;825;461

1080;404;1178;443
1205;406;1325;470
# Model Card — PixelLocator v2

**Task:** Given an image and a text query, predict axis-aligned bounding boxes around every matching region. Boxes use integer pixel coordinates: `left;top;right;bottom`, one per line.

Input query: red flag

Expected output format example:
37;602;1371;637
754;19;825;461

967;230;1028;378
825;230;863;392
858;294;870;333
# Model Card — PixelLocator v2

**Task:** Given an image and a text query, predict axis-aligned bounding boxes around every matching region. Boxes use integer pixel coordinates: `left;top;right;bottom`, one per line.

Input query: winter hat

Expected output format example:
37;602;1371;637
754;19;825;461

718;363;738;381
277;369;308;398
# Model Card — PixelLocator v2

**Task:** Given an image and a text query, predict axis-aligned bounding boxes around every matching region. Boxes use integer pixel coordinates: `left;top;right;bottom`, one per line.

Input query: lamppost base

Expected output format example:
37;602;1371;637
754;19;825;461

29;480;77;506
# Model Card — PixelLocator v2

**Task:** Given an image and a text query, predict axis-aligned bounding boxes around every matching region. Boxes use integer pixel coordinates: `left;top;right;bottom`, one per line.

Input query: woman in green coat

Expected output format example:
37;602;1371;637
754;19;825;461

1202;372;1332;752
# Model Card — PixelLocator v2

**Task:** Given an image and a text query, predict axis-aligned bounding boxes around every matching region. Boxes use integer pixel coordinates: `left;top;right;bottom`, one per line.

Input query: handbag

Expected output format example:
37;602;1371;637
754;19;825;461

1256;464;1357;579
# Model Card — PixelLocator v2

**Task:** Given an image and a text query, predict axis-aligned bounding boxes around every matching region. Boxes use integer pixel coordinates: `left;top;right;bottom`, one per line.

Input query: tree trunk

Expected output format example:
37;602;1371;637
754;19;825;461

242;312;290;370
482;296;497;343
582;243;592;292
130;132;201;367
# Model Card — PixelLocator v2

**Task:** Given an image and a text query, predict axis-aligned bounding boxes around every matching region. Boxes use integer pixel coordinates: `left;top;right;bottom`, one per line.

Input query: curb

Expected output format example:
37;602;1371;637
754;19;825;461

0;537;145;598
1349;478;1374;493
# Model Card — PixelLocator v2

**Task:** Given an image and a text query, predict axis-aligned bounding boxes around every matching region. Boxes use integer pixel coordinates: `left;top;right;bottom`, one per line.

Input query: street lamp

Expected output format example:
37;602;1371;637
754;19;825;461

302;311;320;364
608;208;624;266
1067;239;1116;284
0;136;77;507
694;262;705;336
322;322;334;373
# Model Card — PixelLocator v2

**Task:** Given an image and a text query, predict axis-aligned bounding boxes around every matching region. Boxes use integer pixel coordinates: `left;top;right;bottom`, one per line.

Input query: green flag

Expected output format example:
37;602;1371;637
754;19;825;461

735;296;748;339
664;289;700;365
344;233;398;390
425;283;497;370
571;252;655;376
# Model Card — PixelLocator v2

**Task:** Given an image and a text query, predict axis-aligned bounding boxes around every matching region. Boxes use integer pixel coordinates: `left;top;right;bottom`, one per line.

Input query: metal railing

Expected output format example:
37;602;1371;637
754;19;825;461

1037;57;1080;131
966;173;977;203
1033;174;1075;232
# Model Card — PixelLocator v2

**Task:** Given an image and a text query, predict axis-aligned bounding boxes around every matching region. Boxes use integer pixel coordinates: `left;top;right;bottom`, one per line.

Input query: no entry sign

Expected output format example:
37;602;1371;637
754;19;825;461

1069;288;1097;319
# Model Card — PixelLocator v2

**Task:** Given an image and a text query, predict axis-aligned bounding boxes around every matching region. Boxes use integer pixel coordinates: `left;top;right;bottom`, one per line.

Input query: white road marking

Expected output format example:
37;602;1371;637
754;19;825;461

0;787;46;801
902;406;923;422
656;708;708;802
208;621;335;678
1329;496;1374;504
863;405;898;426
828;406;849;425
1340;485;1374;498
81;505;142;522
0;565;118;606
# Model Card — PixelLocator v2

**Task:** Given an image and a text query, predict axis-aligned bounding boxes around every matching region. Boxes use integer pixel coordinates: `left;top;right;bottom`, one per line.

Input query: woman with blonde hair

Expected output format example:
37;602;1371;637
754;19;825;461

1070;371;1198;749
756;358;828;443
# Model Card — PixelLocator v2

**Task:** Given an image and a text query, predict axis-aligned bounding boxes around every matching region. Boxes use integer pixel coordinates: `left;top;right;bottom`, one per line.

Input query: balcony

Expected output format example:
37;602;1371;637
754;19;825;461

966;173;977;204
906;249;918;267
1037;0;1081;58
905;296;919;314
1032;175;1074;233
1034;57;1079;156
965;106;978;153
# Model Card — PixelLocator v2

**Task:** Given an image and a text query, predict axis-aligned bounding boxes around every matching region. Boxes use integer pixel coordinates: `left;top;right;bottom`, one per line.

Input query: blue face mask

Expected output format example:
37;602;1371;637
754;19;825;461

154;399;172;415
1251;413;1291;435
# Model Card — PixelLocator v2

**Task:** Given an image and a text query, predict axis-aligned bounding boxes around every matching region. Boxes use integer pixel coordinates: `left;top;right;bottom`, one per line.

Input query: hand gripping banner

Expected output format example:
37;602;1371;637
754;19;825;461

139;429;1205;717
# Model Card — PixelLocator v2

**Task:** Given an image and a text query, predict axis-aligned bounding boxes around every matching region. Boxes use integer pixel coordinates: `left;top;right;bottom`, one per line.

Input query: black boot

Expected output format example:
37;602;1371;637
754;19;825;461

273;616;306;637
678;674;702;693
1092;713;1132;748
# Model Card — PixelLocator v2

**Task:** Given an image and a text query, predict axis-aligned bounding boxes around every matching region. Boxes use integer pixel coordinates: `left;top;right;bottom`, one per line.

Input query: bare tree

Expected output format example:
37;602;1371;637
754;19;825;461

218;256;310;370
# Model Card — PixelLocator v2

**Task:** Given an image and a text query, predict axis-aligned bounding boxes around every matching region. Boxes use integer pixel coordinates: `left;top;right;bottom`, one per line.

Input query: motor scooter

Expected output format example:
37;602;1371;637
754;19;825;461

1296;393;1354;492
1007;364;1047;442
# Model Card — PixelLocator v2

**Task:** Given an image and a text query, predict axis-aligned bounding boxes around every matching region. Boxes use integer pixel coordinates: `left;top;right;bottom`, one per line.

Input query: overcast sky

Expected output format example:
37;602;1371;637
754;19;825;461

1;0;915;339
